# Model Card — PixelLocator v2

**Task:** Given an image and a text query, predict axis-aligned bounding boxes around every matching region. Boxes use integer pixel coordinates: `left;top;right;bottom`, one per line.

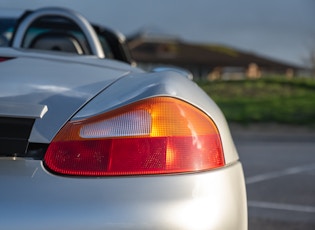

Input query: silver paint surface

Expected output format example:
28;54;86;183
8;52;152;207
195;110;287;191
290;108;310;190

0;157;247;230
0;49;130;142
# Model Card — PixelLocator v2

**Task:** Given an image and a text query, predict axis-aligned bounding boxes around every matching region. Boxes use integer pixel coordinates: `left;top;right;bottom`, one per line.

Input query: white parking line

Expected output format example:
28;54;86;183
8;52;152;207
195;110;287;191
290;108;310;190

246;163;315;184
248;200;315;213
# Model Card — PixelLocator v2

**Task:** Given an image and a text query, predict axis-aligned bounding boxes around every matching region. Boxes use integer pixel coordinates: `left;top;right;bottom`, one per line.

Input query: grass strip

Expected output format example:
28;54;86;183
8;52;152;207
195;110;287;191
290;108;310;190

197;76;315;125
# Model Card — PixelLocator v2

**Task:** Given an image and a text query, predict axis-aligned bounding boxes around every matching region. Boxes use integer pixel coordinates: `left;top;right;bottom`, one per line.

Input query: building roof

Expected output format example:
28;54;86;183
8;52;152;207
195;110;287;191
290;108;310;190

128;34;303;71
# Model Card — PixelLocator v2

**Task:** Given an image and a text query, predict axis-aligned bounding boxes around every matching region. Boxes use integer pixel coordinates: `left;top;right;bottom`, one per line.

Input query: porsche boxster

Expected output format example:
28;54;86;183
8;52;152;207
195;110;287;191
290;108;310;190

0;7;247;230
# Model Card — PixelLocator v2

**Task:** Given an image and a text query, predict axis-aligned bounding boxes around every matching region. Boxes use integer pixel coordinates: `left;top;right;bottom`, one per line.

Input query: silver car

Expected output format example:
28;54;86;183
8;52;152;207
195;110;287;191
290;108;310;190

0;7;247;230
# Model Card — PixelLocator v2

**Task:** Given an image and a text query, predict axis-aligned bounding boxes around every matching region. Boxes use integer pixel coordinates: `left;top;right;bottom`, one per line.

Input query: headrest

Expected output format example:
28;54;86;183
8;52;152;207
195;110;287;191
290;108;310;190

29;32;84;54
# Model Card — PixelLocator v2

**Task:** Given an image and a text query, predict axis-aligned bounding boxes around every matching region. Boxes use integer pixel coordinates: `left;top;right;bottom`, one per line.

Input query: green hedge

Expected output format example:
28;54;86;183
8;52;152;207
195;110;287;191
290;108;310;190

197;76;315;125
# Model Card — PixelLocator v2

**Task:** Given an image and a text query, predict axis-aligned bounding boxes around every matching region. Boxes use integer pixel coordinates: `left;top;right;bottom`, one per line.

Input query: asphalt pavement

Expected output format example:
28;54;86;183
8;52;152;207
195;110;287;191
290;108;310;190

229;123;315;230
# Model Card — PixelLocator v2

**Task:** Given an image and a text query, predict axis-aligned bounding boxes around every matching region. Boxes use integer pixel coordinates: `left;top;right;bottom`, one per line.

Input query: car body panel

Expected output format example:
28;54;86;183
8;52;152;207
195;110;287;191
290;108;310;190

0;47;245;229
0;48;138;143
0;103;47;119
0;157;247;230
0;7;247;230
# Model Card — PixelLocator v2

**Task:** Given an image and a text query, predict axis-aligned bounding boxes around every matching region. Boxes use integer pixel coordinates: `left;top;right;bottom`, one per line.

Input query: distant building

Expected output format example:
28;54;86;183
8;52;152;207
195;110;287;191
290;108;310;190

128;32;305;80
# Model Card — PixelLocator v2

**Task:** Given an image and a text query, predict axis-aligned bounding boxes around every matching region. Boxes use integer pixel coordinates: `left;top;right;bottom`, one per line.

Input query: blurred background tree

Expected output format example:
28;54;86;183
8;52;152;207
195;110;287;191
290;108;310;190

310;48;315;77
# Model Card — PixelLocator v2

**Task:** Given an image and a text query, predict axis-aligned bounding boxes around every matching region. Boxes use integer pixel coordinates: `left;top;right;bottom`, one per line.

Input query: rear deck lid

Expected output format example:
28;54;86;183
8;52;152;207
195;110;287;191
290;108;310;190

0;53;130;144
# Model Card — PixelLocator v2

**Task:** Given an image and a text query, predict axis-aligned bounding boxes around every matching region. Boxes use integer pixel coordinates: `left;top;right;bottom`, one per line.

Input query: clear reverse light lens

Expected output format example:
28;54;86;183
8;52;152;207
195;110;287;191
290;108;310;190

80;110;151;138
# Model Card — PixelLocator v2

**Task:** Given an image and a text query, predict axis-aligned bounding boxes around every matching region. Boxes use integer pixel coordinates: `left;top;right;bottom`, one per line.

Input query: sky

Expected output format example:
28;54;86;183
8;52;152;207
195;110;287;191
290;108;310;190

0;0;314;67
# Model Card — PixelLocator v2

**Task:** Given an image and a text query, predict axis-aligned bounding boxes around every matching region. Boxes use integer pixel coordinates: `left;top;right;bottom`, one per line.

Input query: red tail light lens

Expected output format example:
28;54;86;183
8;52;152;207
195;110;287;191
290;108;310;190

0;57;14;62
44;97;224;176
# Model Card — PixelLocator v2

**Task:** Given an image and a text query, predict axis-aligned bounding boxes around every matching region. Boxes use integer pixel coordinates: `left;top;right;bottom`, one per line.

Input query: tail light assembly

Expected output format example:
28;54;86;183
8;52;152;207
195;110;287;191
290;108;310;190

44;97;225;176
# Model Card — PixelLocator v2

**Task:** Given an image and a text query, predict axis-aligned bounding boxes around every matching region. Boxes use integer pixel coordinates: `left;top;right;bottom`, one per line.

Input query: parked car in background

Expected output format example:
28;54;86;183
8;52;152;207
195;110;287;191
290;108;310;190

0;7;247;230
